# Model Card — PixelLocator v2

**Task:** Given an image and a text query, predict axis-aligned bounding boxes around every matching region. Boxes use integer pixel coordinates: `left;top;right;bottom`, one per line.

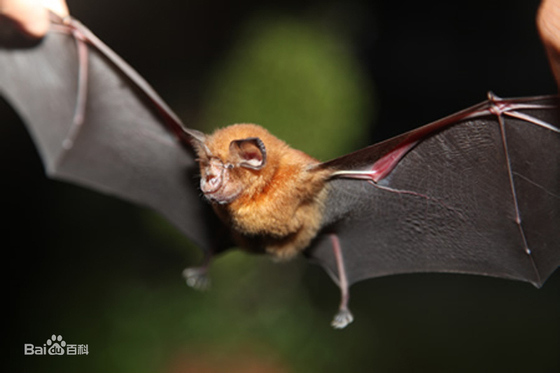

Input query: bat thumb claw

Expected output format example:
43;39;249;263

331;308;354;329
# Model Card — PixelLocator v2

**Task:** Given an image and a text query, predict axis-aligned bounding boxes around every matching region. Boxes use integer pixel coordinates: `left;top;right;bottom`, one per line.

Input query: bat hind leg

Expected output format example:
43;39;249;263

182;251;213;291
330;234;354;329
332;307;353;329
182;267;211;291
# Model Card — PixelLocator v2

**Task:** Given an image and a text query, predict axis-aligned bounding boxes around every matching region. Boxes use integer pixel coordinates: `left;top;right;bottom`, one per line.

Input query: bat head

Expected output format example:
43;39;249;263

189;124;276;205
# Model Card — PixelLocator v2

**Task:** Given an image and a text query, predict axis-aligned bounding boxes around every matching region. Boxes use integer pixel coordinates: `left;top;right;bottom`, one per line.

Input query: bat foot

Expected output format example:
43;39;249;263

182;267;211;291
331;308;354;329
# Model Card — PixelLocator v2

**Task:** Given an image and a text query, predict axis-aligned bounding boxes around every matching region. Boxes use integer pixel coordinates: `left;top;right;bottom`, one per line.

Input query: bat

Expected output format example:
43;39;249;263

1;13;559;329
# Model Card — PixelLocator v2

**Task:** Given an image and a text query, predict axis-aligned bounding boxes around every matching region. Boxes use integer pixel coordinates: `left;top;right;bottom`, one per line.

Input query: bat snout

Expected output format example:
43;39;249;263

200;172;223;194
200;158;226;193
200;175;240;205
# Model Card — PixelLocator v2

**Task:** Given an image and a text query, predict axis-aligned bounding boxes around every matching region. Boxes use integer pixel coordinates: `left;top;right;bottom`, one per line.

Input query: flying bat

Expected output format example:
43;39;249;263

1;13;559;328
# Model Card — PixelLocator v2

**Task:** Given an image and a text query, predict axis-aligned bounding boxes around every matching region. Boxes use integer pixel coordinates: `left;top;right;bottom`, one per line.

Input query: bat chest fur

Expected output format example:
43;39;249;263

213;186;328;260
220;200;302;238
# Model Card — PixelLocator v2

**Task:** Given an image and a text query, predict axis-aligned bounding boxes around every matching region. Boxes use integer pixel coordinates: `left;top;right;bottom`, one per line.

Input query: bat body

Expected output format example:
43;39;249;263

1;14;559;329
189;124;330;261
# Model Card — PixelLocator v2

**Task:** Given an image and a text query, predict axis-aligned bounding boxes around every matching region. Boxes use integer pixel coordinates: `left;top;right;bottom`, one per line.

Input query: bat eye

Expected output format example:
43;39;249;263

229;137;266;170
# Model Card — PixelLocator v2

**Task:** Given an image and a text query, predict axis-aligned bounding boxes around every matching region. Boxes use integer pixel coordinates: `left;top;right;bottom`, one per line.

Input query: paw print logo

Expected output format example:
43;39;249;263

47;335;66;355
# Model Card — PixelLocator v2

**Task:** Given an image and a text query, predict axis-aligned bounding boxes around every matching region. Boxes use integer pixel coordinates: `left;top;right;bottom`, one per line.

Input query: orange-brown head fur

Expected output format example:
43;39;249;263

191;123;331;259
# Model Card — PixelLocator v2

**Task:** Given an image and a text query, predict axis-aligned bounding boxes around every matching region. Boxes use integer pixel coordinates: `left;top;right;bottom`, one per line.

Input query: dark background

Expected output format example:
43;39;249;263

3;0;559;372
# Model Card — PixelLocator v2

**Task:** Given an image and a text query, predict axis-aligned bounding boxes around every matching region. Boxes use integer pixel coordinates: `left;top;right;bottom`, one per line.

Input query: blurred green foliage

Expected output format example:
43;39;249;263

201;14;373;161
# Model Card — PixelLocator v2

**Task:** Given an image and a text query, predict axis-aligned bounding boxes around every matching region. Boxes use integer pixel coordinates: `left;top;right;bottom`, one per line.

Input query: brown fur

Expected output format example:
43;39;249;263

193;124;331;260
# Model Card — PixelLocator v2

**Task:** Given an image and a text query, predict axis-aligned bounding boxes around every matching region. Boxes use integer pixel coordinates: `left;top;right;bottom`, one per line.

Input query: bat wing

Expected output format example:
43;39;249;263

309;95;560;288
0;14;228;254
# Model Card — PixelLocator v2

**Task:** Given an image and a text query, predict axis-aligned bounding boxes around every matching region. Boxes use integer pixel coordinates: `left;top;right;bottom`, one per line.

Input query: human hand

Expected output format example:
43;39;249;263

538;0;560;89
0;0;68;39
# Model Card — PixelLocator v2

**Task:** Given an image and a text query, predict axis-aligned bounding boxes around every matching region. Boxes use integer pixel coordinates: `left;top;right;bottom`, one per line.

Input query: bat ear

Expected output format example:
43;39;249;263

229;137;267;170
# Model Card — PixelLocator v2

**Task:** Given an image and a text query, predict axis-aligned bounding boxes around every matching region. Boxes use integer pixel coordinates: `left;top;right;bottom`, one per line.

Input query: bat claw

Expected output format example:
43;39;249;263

182;267;211;291
331;308;354;329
